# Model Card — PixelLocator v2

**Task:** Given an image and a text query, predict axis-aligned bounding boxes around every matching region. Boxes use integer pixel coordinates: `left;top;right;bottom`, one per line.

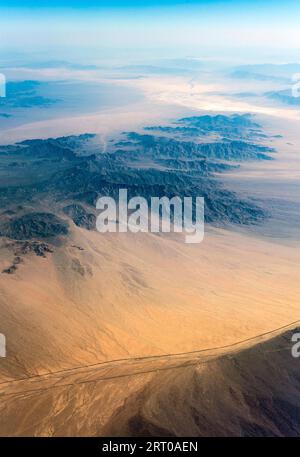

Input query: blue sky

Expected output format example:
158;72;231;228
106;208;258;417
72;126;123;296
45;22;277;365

0;0;259;6
0;0;298;9
0;0;299;57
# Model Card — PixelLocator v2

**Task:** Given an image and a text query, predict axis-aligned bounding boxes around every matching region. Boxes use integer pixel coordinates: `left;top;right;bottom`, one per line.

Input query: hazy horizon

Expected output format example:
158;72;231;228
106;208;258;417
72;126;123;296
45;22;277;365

1;0;300;63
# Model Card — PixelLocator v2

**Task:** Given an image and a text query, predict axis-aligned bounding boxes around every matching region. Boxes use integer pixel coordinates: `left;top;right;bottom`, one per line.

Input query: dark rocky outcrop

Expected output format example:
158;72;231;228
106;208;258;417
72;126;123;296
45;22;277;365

0;114;276;242
0;212;68;241
63;204;96;230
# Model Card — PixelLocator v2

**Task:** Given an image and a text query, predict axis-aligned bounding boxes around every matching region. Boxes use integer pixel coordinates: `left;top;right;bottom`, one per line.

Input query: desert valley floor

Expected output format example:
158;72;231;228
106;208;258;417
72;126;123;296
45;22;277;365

0;107;299;436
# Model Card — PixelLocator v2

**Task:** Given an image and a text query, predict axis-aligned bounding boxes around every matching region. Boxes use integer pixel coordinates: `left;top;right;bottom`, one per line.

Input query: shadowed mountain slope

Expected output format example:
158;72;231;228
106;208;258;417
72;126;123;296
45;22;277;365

103;327;300;437
0;327;299;436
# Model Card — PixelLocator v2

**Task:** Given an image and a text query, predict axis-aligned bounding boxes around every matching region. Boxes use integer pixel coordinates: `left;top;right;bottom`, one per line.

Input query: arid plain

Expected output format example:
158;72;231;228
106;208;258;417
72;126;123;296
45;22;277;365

0;69;300;436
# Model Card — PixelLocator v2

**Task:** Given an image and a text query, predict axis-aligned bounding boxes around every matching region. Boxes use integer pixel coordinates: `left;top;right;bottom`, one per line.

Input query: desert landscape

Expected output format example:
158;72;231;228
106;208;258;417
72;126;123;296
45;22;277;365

1;1;300;438
0;106;300;436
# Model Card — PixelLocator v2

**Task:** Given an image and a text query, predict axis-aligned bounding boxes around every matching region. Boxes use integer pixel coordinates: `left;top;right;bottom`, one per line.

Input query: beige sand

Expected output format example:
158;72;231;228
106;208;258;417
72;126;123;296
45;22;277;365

0;222;299;381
